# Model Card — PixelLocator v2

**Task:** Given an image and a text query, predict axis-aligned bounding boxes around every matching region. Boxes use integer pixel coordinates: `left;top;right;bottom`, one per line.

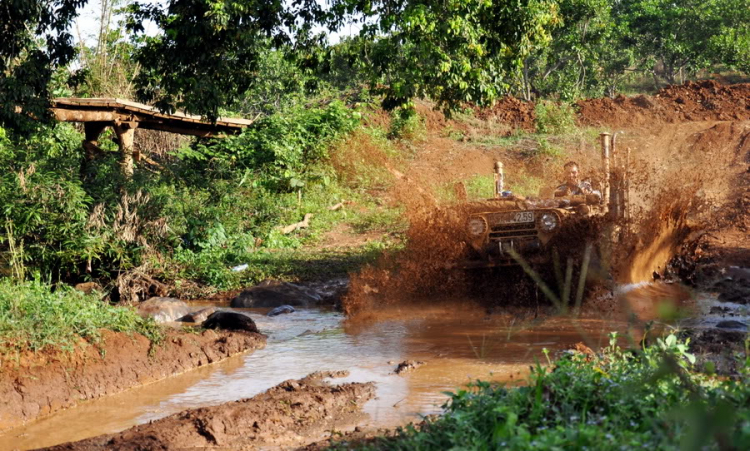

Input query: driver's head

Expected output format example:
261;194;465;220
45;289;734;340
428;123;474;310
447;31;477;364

563;161;580;186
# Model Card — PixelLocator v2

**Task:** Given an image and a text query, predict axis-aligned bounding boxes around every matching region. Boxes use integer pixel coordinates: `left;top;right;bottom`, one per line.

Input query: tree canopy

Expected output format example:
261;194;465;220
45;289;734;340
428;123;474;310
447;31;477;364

1;0;748;129
0;0;87;130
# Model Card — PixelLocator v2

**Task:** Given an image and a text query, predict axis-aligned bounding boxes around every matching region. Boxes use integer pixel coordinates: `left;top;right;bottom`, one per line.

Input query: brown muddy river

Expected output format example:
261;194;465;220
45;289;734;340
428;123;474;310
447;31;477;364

0;289;707;450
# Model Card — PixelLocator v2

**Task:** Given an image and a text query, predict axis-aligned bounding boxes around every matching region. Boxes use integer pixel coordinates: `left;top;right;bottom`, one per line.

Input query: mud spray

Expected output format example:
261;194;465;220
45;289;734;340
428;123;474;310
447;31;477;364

343;81;750;320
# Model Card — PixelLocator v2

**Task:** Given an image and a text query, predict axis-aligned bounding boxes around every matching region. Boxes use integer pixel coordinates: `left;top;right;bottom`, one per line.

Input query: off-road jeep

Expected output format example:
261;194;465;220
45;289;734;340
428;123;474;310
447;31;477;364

462;133;628;268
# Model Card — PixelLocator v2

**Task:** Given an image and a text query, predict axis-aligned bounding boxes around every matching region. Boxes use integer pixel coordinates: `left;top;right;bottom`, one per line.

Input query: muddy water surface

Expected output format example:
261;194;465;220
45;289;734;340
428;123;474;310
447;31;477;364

1;305;632;450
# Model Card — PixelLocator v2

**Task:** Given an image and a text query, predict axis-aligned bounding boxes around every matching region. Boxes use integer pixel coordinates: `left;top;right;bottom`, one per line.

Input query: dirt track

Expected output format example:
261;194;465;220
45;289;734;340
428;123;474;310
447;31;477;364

0;329;265;432
43;372;375;451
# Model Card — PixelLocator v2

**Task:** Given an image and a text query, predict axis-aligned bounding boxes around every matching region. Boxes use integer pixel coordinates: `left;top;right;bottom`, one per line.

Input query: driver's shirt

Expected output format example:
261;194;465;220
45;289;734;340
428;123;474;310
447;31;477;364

555;181;599;196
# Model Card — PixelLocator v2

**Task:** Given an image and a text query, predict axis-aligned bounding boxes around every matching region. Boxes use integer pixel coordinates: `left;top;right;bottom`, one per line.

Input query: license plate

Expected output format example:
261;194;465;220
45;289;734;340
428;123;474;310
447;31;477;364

497;211;534;224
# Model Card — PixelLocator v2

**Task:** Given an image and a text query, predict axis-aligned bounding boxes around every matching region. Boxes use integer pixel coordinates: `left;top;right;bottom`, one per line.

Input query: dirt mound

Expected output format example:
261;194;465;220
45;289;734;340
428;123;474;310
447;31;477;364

45;371;376;450
474;96;537;133
0;329;265;432
577;80;750;128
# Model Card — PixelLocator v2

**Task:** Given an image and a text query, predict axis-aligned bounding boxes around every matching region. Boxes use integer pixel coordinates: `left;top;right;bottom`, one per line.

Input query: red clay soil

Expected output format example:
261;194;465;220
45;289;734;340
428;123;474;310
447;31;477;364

474;96;537;133
466;80;750;133
44;371;376;451
0;329;265;432
577;80;750;128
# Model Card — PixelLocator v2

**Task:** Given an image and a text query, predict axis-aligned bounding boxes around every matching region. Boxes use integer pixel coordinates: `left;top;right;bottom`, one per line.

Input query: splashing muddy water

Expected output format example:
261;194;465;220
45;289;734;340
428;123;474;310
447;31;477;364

1;304;638;450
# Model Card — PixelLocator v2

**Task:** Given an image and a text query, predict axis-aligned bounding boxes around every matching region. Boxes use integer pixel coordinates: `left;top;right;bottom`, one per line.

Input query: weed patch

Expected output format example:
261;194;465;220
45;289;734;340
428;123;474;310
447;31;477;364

535;101;577;135
0;279;162;354
353;334;750;450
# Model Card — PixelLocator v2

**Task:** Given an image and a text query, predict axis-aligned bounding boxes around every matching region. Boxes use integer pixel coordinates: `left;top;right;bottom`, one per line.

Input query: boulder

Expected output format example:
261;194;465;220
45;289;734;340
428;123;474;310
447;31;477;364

203;311;259;333
393;360;425;375
306;277;350;307
230;279;322;308
715;320;748;330
138;297;191;323
178;307;219;323
267;305;295;317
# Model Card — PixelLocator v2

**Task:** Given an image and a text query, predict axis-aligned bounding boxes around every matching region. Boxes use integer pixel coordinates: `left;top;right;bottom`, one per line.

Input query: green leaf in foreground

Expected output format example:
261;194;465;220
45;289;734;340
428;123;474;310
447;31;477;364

353;335;749;450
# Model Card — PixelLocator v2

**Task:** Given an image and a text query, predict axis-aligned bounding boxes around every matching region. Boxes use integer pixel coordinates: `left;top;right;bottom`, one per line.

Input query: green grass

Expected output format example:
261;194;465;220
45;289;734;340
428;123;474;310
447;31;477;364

0;279;162;354
350;206;408;234
345;333;750;450
439;173;546;202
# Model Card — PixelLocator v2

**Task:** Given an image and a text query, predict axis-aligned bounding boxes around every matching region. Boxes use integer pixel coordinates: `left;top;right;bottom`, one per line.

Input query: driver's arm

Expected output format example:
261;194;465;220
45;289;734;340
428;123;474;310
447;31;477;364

580;181;600;199
554;184;568;197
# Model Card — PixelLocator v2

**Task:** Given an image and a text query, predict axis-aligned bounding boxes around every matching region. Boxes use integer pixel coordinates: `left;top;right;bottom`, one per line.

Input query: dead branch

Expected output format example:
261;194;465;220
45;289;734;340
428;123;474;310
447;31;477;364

280;213;313;234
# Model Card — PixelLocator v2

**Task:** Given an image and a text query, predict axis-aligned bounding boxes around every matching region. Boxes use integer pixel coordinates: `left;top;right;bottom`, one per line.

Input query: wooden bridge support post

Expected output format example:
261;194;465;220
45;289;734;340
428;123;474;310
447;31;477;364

81;122;108;180
113;122;137;179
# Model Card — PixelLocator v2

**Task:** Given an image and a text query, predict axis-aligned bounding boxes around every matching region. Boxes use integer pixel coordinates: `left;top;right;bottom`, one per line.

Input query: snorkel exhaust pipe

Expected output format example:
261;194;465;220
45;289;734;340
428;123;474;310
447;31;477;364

600;133;611;215
494;160;504;198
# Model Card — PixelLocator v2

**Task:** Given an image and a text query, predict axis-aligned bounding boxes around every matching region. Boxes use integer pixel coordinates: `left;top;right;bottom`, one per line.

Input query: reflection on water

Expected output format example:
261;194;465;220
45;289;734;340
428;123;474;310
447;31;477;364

0;304;630;450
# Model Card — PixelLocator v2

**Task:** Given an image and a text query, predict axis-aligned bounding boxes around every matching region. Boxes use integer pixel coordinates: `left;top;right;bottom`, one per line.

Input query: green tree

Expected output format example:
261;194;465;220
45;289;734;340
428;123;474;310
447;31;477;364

327;0;560;112
123;0;323;121
707;0;750;74
77;0;140;98
619;0;750;87
0;0;88;130
518;0;615;100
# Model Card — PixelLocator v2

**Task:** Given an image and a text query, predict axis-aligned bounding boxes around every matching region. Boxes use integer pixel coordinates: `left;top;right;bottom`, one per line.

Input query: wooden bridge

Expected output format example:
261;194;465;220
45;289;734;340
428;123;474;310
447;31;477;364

52;98;254;177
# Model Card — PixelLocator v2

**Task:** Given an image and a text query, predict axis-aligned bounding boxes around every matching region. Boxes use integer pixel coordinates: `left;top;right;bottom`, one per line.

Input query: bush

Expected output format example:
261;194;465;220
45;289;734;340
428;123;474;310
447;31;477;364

178;100;360;192
0;100;365;290
0;124;109;278
358;333;750;450
535;101;577;135
0;279;162;353
388;105;425;141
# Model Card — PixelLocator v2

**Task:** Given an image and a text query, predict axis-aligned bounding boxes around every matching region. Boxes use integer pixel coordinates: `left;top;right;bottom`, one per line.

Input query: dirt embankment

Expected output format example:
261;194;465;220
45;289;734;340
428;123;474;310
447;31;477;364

0;329;265;432
580;82;750;286
44;371;375;451
577;80;750;128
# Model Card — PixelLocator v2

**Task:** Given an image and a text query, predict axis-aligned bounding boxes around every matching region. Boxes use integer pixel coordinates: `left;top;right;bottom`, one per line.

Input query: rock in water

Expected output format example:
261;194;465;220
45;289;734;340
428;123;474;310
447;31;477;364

715;320;748;330
178;307;219;323
138;297;191;323
267;305;296;317
231;279;322;308
394;360;425;375
203;311;259;333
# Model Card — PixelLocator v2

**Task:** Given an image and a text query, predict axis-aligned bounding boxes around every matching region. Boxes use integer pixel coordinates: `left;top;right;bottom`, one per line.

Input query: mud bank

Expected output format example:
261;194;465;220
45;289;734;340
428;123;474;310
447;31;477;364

0;329;265;432
44;371;375;450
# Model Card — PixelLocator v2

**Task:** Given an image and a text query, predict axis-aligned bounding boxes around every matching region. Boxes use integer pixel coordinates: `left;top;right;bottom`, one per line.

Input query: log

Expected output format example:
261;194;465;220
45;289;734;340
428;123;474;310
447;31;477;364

280;213;313;234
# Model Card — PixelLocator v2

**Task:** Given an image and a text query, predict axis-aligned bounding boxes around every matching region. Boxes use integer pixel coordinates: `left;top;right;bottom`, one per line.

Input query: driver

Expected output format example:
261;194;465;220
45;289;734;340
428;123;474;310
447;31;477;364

554;161;601;199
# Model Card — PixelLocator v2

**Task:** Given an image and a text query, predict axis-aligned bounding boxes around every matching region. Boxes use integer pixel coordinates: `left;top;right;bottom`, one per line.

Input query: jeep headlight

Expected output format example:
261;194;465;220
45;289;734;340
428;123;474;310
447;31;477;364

467;217;488;237
539;212;558;232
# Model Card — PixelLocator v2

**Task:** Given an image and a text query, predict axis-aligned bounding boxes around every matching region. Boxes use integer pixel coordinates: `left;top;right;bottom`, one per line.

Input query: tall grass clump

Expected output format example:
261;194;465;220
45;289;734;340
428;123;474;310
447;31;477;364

388;105;425;141
534;101;577;135
0;279;162;353
355;333;750;450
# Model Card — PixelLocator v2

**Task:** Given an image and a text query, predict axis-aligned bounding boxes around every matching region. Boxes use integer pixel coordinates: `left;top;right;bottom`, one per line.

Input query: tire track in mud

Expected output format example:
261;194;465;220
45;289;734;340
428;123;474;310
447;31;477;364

42;372;375;451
